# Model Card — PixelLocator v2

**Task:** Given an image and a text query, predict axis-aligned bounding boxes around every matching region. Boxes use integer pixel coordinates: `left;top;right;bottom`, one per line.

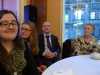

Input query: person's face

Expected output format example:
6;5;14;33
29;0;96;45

84;25;93;36
42;22;51;34
21;24;32;39
0;13;18;40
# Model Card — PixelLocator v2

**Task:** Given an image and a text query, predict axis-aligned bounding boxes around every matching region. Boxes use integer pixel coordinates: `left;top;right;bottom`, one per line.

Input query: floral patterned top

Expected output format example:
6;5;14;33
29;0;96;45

0;40;26;75
72;36;100;55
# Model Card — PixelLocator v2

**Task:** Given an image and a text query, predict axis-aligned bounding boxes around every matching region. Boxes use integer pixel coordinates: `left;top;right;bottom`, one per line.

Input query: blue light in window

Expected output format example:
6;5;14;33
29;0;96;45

64;14;69;23
90;12;95;19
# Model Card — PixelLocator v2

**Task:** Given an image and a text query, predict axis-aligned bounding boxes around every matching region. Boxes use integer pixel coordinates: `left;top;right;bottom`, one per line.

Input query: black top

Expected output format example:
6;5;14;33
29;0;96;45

62;39;74;59
23;41;40;75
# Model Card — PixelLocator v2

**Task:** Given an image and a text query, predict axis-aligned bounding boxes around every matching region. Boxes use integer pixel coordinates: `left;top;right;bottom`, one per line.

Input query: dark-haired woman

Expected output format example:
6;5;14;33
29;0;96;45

0;10;40;75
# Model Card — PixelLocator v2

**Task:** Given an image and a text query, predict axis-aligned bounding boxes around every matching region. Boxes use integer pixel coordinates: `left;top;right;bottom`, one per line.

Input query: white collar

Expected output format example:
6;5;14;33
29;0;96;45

44;33;51;37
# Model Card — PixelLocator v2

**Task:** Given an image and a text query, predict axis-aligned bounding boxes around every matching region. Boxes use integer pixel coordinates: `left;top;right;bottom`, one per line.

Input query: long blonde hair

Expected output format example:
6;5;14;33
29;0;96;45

22;21;38;55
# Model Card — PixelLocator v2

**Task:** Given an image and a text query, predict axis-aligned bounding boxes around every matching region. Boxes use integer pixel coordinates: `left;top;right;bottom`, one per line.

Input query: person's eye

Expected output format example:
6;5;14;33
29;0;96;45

21;28;25;30
10;20;17;25
11;22;17;25
11;23;16;25
2;23;8;26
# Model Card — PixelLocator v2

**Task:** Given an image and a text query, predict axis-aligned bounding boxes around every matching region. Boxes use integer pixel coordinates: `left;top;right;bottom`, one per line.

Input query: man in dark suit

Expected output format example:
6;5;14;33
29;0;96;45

37;21;61;73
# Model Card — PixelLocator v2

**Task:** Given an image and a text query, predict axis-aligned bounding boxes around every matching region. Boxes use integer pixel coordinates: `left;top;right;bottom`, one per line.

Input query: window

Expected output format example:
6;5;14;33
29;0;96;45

63;0;100;42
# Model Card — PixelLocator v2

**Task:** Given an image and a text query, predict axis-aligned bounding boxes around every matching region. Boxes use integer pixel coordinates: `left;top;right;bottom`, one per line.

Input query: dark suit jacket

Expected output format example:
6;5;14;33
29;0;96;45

37;33;61;66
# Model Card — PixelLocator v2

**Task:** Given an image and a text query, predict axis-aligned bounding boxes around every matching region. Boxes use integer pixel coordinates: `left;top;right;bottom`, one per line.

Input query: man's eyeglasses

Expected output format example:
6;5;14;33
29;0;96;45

0;20;18;27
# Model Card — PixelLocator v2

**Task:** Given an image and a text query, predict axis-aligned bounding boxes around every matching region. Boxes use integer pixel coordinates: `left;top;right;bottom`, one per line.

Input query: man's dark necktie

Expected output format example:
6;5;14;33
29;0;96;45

46;35;52;50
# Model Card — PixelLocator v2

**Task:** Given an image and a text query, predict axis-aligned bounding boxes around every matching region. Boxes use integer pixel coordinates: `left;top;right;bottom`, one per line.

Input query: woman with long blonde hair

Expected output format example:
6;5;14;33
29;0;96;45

20;21;40;75
21;21;38;55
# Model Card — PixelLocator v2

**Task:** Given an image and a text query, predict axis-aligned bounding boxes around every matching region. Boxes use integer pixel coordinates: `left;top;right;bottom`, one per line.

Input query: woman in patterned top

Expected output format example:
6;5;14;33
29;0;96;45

72;23;100;55
0;10;26;75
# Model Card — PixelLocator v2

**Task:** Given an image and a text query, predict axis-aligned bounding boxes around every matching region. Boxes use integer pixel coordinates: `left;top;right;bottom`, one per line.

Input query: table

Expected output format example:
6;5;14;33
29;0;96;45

42;55;100;75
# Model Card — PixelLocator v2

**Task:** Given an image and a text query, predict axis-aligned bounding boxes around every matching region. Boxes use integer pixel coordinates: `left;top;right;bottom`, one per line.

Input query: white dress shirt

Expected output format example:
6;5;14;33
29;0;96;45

43;33;52;56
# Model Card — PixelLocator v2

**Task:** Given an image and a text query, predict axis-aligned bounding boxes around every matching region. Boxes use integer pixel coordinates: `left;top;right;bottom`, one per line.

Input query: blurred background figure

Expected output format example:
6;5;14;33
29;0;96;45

37;21;61;73
20;21;40;75
21;21;38;55
62;39;74;59
72;23;99;55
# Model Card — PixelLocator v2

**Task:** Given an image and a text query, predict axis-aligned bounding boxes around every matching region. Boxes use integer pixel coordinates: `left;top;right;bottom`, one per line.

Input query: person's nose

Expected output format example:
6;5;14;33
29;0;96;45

8;24;13;28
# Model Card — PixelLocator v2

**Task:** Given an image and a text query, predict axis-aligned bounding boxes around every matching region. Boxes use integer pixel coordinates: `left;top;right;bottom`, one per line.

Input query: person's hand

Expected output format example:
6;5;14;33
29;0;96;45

45;50;56;59
37;65;47;73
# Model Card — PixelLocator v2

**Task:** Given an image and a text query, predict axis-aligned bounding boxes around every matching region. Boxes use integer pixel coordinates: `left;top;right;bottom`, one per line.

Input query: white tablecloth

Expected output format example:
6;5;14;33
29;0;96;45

42;55;100;75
